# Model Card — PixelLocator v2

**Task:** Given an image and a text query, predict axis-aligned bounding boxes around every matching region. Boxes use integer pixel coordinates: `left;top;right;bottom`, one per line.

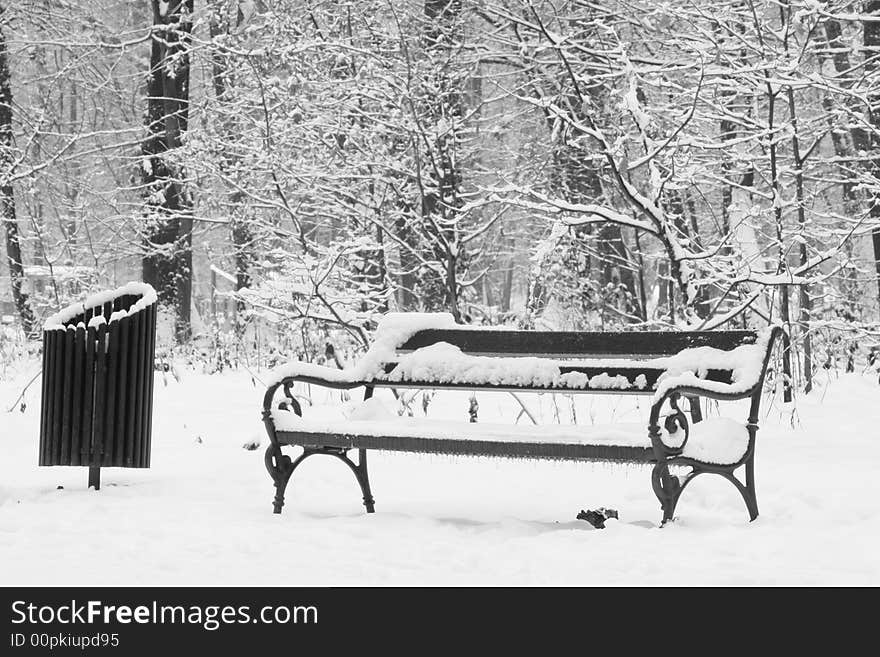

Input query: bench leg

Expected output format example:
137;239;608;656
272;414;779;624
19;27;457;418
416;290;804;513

744;452;758;520
265;445;311;514
265;445;375;515
653;458;759;525
717;470;758;522
652;462;684;525
333;448;375;513
358;449;376;513
726;454;759;521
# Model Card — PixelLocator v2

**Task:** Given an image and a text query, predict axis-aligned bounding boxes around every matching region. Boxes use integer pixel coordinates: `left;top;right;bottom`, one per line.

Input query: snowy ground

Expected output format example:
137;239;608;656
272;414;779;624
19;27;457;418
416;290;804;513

1;358;878;586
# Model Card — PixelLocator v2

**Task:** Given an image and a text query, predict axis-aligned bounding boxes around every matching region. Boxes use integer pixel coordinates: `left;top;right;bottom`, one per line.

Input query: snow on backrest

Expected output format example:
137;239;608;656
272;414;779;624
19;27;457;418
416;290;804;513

370;314;777;393
265;313;779;394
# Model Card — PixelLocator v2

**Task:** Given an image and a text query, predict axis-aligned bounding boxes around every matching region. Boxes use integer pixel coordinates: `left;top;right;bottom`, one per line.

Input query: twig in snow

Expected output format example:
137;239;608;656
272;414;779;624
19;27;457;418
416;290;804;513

240;362;265;387
5;369;41;413
509;392;537;425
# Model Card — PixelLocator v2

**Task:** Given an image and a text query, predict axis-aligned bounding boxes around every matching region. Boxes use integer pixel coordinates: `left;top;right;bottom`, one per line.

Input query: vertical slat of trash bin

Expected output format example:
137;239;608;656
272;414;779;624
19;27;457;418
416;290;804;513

51;325;66;465
135;308;153;468
125;310;141;467
70;324;86;466
39;330;49;465
102;320;120;466
81;323;97;465
141;304;158;468
135;305;148;468
143;302;157;467
138;304;152;468
39;329;54;466
143;302;154;466
138;309;147;466
92;321;108;467
114;315;130;467
45;329;57;464
103;318;122;466
60;327;75;464
131;306;145;468
38;330;46;464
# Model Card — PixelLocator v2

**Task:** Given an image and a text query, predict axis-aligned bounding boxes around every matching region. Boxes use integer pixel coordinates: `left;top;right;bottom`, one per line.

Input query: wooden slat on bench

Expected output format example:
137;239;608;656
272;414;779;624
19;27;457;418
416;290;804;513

398;329;758;358
277;431;655;463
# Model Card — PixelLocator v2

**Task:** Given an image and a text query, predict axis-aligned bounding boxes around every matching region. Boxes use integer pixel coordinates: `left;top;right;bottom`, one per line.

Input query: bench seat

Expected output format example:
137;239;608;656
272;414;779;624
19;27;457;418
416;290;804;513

272;405;751;466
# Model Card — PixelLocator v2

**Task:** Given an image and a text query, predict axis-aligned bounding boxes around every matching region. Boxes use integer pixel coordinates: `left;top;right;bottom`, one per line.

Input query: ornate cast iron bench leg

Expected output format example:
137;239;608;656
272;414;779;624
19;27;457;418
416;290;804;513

744;450;758;520
652;457;759;526
265;444;312;514
651;462;681;525
354;387;377;512
718;453;758;521
265;445;376;515
356;449;375;513
649;393;761;525
328;448;375;513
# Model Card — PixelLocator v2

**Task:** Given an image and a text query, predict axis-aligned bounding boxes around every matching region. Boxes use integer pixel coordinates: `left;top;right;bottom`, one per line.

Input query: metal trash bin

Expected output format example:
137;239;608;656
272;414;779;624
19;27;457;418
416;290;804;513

39;282;158;489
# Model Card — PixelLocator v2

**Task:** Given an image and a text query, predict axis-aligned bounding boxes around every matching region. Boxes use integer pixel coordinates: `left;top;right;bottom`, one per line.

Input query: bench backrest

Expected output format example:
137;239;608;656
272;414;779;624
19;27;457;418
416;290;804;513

397;329;758;359
264;325;780;413
377;329;768;394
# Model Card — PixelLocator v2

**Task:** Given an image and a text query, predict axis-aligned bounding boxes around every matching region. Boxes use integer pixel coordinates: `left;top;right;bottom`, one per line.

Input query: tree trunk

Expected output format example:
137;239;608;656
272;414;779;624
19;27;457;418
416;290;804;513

633;229;648;321
394;208;419;310
421;0;463;320
664;187;710;320
765;77;793;402
597;222;639;319
142;0;194;343
823;19;865;321
209;7;252;337
0;8;36;336
779;2;812;394
865;2;880;312
62;78;81;258
501;254;514;314
786;86;812;393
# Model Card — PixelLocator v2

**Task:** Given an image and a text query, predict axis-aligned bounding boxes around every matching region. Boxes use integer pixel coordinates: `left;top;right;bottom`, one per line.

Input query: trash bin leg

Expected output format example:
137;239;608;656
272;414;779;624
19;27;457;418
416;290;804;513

88;466;101;491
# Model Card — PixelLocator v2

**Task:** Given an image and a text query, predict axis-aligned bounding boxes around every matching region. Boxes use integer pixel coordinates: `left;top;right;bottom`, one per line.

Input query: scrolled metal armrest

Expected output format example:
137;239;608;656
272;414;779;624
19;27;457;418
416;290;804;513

649;391;690;455
278;381;302;416
263;379;305;419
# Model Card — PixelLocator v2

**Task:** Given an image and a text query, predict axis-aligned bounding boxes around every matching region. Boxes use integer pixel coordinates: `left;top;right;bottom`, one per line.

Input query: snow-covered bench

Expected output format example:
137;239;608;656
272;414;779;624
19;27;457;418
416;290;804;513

262;314;782;525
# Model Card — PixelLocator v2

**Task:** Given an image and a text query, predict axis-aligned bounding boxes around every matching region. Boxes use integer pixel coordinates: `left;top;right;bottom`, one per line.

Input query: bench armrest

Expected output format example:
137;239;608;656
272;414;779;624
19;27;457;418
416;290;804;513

652;324;782;406
263;362;367;416
654;373;762;403
267;362;363;388
648;325;783;454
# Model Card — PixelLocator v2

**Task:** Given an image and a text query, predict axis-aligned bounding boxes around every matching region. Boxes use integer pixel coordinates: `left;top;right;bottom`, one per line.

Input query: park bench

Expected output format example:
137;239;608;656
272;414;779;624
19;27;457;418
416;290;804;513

262;314;782;525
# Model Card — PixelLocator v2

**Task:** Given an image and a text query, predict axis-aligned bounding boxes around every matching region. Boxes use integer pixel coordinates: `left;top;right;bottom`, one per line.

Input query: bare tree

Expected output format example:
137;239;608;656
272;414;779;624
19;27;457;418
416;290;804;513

142;0;194;342
0;3;35;335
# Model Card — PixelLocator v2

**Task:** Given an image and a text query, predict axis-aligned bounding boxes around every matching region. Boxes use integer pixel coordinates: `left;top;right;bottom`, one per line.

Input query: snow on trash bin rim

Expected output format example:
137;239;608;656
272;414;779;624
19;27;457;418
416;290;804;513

43;281;158;331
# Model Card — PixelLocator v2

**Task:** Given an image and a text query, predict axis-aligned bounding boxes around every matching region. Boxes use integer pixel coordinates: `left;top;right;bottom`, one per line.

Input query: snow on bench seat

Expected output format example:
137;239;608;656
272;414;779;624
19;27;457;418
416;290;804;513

271;401;750;466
